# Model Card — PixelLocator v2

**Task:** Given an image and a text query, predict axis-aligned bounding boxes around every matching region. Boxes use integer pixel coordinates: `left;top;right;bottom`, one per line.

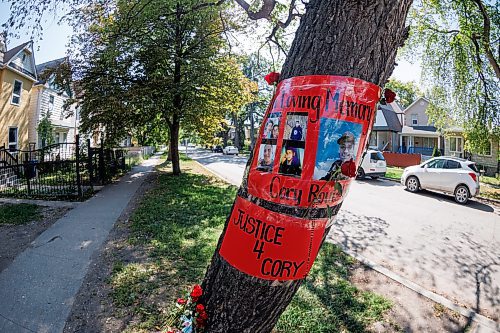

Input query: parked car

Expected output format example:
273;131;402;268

212;145;223;153
357;149;387;179
222;146;239;155
401;157;480;204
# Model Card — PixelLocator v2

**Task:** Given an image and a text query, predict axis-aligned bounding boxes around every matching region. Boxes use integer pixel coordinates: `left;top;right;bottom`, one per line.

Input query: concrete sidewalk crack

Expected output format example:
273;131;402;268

0;312;36;332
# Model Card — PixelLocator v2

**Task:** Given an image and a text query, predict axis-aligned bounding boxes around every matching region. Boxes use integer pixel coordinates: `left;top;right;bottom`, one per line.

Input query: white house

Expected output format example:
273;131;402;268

32;58;79;147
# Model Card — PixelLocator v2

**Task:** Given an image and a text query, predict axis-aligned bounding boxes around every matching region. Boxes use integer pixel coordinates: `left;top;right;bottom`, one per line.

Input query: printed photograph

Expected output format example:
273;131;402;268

284;112;308;142
313;118;362;181
256;143;276;172
262;112;281;139
278;146;304;177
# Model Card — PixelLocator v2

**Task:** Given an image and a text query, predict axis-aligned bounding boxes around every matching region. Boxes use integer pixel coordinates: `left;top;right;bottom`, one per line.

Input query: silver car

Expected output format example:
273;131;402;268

401;157;480;204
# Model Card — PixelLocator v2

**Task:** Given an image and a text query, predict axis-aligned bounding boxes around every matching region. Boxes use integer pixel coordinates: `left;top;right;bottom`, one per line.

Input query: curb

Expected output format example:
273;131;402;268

337;245;499;332
193;160;499;332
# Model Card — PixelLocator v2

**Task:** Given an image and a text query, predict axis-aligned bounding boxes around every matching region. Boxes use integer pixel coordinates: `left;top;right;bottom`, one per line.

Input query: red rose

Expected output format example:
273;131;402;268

196;304;205;313
198;310;208;320
384;89;396;103
177;298;187;305
341;159;357;178
196;316;206;328
190;284;203;302
264;72;280;85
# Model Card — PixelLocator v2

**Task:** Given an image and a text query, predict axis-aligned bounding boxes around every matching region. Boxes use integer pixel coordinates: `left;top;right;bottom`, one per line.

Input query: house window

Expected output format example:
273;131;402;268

449;137;463;154
479;141;492;156
48;95;55;114
411;114;418;126
422;137;435;148
11;80;22;105
8;127;18;151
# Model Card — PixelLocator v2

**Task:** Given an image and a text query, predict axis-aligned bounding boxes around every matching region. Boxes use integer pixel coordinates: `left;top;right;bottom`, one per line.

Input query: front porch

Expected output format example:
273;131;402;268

398;126;443;156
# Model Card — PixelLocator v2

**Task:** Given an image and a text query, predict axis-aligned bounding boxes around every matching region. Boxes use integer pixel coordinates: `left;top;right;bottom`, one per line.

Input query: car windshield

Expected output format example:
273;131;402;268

467;163;479;173
370;152;385;160
425;159;446;168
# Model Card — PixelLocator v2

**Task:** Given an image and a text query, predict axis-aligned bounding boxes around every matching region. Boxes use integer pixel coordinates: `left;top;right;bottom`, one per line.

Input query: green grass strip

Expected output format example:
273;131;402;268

109;160;392;332
0;204;41;225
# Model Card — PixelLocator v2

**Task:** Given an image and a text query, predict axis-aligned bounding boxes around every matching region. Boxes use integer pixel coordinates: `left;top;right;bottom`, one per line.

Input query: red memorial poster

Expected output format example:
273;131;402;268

219;197;328;280
249;75;380;209
220;75;380;280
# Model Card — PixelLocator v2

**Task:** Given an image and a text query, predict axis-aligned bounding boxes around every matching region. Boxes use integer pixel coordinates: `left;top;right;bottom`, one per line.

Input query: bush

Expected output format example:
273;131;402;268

432;146;441;157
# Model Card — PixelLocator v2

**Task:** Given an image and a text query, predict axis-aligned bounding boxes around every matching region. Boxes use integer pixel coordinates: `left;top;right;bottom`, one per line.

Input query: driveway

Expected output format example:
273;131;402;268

187;147;500;321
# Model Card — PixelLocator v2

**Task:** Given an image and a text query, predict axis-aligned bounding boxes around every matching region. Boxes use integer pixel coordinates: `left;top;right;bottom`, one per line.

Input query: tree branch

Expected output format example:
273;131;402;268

233;0;277;20
470;0;500;79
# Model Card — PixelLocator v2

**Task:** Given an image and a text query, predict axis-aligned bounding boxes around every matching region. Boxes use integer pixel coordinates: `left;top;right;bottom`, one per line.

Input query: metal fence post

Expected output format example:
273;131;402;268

87;139;93;185
75;135;82;198
24;152;31;196
98;140;105;184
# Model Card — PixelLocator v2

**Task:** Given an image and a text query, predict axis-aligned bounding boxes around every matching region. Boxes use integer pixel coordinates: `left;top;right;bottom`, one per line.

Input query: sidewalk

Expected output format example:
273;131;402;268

0;153;164;333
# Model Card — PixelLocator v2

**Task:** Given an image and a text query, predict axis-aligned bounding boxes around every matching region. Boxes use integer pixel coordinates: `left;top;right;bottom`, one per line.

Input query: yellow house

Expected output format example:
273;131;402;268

0;39;38;151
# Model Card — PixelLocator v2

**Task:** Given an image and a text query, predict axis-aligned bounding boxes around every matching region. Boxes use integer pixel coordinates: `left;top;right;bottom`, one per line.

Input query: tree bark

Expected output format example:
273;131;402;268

249;103;256;150
170;117;181;175
202;1;412;332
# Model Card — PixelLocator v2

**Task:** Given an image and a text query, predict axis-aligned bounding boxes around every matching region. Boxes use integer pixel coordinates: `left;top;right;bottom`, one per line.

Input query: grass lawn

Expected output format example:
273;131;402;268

480;186;500;201
480;175;500;187
0;204;41;225
109;158;392;332
385;167;403;181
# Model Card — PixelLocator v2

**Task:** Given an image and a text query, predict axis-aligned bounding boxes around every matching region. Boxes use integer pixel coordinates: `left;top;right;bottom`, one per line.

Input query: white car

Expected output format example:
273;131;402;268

401;157;480;204
357;149;387;179
222;146;239;155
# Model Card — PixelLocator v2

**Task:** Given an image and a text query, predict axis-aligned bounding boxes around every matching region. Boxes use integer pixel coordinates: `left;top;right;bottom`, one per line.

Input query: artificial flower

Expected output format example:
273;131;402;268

264;72;280;85
341;159;357;178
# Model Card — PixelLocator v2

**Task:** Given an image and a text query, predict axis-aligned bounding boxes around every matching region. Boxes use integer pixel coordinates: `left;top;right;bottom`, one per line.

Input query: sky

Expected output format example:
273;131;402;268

0;3;421;83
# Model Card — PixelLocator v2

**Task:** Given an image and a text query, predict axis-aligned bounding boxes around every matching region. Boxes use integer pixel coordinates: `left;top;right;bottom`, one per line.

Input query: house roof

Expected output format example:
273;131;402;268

412;125;438;132
373;104;402;132
2;41;31;65
36;57;68;84
36;57;67;74
404;96;430;113
401;126;440;137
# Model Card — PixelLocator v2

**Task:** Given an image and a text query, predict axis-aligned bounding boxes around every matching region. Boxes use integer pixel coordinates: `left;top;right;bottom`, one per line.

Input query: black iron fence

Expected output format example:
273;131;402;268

0;136;127;200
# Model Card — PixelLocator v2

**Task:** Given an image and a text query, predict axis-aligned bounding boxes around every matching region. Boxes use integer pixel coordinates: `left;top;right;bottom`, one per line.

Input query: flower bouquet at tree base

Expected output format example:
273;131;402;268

159;284;207;333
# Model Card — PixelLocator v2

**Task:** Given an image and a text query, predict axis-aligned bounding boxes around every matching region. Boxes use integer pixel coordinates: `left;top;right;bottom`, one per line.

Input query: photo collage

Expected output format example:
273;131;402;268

313;118;361;181
256;111;308;178
256;112;280;172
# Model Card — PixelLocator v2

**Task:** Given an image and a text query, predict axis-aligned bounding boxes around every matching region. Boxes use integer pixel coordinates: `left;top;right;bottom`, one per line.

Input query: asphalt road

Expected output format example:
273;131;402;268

186;147;500;321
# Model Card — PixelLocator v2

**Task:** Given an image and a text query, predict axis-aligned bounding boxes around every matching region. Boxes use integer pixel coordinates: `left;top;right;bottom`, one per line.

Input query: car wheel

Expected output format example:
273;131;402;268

356;167;365;179
406;176;420;193
454;185;470;205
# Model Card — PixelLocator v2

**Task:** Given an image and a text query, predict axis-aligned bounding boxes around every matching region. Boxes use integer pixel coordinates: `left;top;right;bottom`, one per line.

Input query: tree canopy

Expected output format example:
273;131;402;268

405;0;499;151
60;0;256;172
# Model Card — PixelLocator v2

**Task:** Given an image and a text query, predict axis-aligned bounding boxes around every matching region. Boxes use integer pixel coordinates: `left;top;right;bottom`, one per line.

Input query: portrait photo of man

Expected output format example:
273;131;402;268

278;146;302;177
320;131;355;181
262;112;281;139
289;120;303;140
263;119;274;139
257;144;275;172
284;112;307;142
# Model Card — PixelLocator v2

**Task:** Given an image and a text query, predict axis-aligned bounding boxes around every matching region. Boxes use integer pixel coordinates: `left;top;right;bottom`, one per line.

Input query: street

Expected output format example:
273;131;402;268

187;147;500;321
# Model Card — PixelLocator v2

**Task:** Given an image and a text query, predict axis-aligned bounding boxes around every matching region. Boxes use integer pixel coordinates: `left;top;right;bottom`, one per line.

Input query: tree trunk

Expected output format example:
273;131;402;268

202;1;412;332
167;146;172;161
233;112;240;149
249;103;256;150
170;118;181;175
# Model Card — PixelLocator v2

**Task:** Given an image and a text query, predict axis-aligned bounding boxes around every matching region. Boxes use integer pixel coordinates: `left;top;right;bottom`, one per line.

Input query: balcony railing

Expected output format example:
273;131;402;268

397;146;444;156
